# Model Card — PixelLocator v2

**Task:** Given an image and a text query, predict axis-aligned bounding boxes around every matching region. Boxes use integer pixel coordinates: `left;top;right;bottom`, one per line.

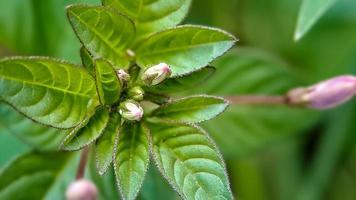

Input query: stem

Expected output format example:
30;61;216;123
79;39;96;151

225;95;288;105
76;147;89;180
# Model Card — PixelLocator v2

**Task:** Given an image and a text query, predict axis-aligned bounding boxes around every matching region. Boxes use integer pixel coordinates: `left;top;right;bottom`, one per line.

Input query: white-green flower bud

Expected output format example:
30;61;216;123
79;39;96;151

127;86;145;101
66;179;98;200
119;100;144;121
141;63;171;86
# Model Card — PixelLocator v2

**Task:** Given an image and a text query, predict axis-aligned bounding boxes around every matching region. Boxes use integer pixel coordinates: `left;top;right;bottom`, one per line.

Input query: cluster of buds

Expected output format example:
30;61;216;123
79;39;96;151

287;75;356;110
117;63;171;122
66;179;98;200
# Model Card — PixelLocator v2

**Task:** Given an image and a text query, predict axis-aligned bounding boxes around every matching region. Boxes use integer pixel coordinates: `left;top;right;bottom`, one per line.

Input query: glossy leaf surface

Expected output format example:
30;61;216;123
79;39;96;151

0;57;97;129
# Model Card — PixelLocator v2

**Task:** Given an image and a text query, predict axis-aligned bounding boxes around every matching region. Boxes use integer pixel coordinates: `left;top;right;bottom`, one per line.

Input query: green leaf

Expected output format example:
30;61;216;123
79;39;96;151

195;48;320;157
80;46;95;76
0;103;65;151
146;66;215;94
148;122;233;199
67;5;135;69
294;0;339;41
95;112;121;175
151;95;228;123
0;57;98;129
61;107;110;151
135;25;237;76
0;151;79;200
114;123;150;200
102;0;192;39
94;59;122;105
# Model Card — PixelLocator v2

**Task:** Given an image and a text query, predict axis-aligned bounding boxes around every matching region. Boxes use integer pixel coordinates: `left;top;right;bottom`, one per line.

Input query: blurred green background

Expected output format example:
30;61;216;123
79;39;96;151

0;0;355;200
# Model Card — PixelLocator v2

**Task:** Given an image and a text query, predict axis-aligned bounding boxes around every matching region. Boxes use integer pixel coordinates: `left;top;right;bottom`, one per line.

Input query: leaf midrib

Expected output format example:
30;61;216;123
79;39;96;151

70;10;126;59
0;76;93;98
137;40;232;57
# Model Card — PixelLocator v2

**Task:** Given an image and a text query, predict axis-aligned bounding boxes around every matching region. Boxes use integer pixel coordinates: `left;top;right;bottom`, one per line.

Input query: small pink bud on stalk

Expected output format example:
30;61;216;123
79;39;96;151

116;69;130;83
66;179;98;200
287;75;356;110
141;63;172;86
119;100;144;121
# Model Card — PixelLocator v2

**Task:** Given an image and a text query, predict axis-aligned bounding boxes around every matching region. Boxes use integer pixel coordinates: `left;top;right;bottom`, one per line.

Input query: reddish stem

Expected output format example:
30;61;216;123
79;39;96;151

225;95;288;105
76;147;89;180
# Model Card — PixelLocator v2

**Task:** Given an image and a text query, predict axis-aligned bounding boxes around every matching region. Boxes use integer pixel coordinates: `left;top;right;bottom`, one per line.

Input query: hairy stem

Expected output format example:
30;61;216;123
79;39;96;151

225;95;288;105
76;147;89;180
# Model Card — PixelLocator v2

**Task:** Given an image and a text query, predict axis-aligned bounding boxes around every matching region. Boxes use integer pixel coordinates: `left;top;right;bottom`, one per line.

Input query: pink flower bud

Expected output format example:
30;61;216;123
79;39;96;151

66;179;98;200
119;100;144;121
141;63;172;86
116;69;130;83
287;75;356;110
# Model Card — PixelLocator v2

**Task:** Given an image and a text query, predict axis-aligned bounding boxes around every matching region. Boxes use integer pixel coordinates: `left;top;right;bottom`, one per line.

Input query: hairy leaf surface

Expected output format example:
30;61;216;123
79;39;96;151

135;25;236;76
0;57;97;129
152;95;228;123
61;107;110;151
94;59;121;105
114;123;150;200
146;66;215;94
95;112;121;175
67;5;135;69
80;46;95;76
148;122;232;200
102;0;192;39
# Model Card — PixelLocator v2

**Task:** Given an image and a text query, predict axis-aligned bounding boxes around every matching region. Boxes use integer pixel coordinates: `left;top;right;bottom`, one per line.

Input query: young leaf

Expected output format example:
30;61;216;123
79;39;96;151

295;0;339;41
61;107;110;151
151;95;228;123
135;25;237;76
146;66;215;94
80;46;95;76
95;112;121;175
67;5;135;69
0;152;79;200
148;122;233;200
114;123;150;200
0;103;65;151
94;59;122;105
0;57;97;129
102;0;192;39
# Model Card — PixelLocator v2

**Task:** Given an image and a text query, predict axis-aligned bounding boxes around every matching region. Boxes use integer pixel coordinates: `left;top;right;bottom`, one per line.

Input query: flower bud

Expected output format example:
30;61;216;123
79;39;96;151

127;86;145;101
141;63;171;86
119;100;144;121
66;179;98;200
116;69;130;83
287;75;356;110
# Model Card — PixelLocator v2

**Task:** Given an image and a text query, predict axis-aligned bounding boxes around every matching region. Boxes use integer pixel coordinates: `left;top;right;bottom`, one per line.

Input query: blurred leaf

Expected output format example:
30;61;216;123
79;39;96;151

0;103;64;151
297;101;356;200
148;121;233;199
0;0;100;61
0;57;98;129
94;59;122;105
0;151;79;200
103;0;192;39
95;112;120;175
135;25;236;76
61;107;110;151
197;48;319;157
295;0;339;41
151;95;228;123
114;123;150;200
67;5;135;69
